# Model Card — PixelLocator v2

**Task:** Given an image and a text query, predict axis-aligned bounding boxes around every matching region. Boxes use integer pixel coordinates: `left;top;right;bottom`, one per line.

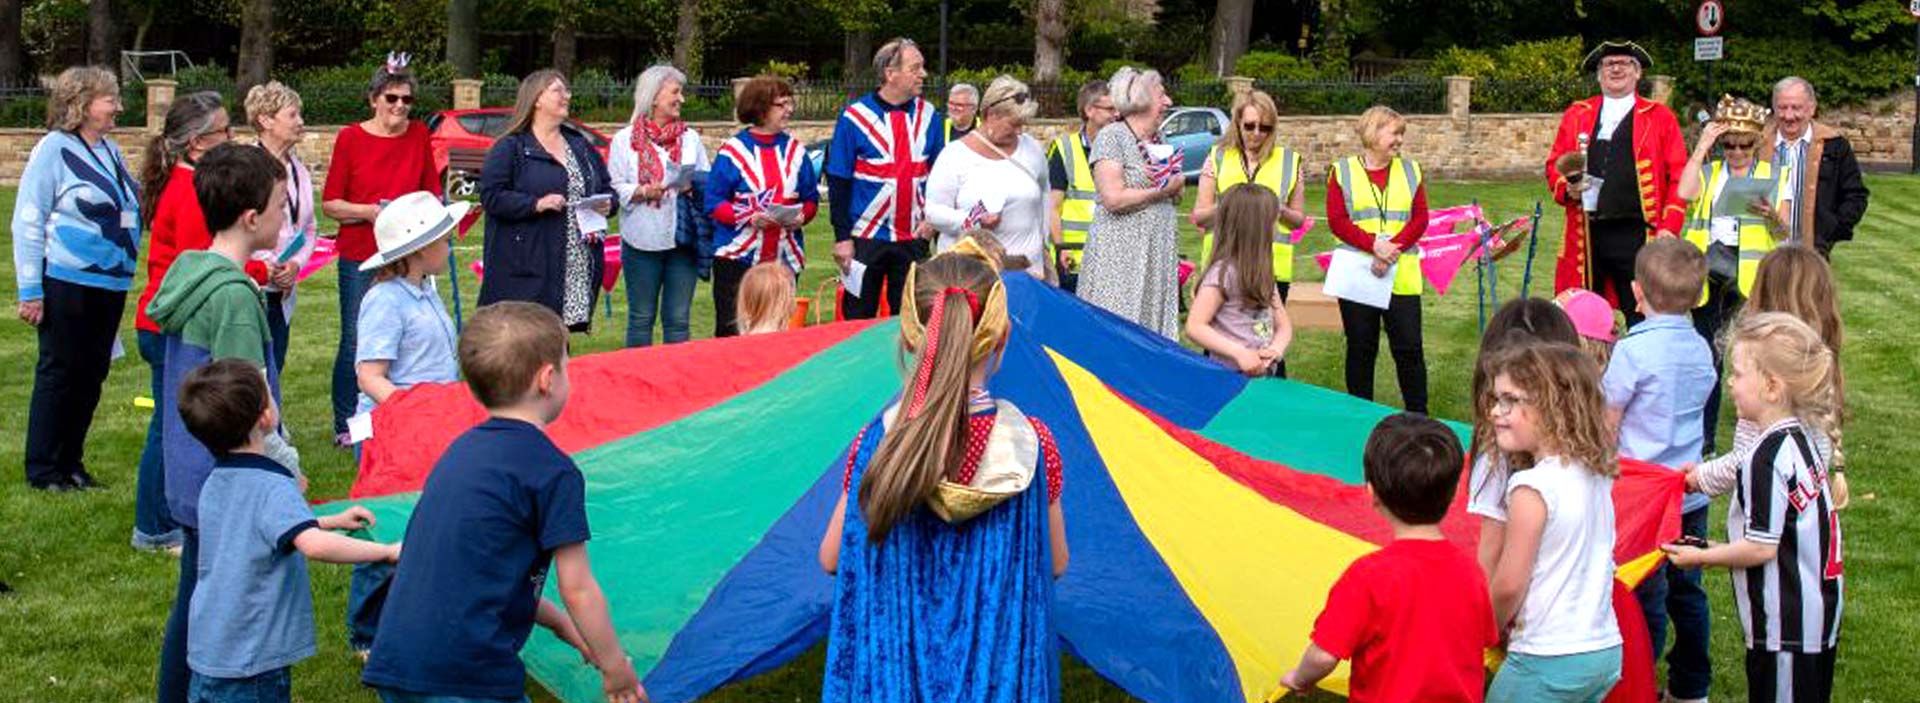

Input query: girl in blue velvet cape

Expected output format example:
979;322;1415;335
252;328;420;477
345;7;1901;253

818;243;1069;703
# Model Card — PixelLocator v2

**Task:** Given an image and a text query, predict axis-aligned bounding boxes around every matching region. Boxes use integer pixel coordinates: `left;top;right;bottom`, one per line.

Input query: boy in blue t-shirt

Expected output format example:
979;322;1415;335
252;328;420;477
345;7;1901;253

363;301;643;703
181;358;399;703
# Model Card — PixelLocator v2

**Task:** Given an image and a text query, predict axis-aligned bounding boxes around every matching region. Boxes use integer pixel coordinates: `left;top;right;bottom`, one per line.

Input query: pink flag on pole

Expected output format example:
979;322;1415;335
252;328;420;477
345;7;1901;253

1311;204;1500;296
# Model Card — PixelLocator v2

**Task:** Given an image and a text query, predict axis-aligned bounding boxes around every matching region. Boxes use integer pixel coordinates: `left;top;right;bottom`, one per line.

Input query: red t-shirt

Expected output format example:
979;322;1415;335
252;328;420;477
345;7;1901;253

137;165;268;332
322;121;442;262
1310;538;1497;703
1325;165;1428;252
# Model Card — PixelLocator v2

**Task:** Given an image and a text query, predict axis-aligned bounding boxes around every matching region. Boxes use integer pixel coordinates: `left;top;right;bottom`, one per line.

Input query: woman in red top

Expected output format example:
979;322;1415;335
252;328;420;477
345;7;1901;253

1325;106;1430;414
130;91;236;553
321;57;442;443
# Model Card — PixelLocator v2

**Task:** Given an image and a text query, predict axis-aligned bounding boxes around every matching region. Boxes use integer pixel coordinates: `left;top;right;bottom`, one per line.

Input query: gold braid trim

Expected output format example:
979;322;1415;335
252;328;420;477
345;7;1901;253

898;235;1010;363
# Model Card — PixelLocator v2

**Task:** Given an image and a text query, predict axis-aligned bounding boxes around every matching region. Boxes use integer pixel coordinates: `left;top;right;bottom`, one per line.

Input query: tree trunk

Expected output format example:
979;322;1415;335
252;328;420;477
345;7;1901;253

131;0;157;53
673;0;702;79
1206;0;1253;77
235;0;274;95
1032;0;1066;86
447;0;480;78
0;0;23;86
1311;0;1348;73
842;28;872;83
552;14;578;76
87;0;119;76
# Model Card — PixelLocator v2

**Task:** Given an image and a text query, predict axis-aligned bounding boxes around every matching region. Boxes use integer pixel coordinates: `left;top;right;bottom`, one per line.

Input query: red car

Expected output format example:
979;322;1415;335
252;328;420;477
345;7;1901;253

426;108;613;198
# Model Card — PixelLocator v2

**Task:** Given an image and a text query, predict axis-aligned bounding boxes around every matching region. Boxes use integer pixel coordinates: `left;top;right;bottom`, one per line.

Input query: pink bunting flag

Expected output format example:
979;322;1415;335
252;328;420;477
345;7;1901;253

296;237;339;282
1310;203;1504;296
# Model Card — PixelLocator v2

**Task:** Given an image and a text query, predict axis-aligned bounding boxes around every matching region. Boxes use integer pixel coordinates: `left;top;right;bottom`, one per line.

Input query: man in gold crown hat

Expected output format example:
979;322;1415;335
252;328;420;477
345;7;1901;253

1544;40;1689;325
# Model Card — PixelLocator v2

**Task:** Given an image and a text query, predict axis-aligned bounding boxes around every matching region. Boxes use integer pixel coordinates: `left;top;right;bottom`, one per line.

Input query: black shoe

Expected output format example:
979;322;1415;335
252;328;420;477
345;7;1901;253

28;479;77;493
68;471;105;491
0;581;11;594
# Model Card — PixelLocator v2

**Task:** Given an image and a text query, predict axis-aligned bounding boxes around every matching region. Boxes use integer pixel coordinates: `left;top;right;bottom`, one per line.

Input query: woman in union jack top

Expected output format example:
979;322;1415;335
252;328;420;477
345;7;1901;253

704;75;819;337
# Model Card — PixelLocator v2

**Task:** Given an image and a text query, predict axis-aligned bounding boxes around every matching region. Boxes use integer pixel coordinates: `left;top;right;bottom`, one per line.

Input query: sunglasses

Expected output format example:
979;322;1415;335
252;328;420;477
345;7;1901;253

986;91;1031;110
380;93;417;106
1240;122;1274;135
1723;141;1756;151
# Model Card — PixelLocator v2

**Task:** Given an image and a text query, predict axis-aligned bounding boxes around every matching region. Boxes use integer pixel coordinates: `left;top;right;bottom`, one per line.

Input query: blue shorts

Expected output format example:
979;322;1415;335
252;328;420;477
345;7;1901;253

374;690;531;703
1487;646;1623;703
188;667;290;703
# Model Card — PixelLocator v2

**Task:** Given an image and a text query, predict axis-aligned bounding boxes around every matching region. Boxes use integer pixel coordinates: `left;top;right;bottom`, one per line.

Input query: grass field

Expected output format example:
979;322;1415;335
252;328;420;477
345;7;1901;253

0;175;1915;703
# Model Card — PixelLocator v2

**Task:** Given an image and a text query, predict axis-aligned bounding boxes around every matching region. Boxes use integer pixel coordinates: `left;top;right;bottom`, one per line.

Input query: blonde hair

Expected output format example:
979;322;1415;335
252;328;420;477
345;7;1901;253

980;75;1037;123
1355;105;1405;151
244;81;303;131
1634;237;1707;314
505;70;566;136
1108;66;1164;116
735;263;796;335
1746;246;1845;462
1206;183;1279;311
1489;341;1619;478
1222;90;1279;164
45;66;119;132
1730;312;1840;461
459;302;569;409
1576;336;1615;370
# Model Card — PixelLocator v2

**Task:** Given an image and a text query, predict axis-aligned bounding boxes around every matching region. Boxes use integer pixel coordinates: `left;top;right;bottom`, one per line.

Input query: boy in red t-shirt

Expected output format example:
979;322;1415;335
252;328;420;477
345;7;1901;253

1281;413;1499;702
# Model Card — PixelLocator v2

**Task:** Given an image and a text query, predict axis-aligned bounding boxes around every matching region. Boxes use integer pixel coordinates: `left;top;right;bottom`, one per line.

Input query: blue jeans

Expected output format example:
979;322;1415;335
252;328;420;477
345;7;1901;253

157;527;199;703
1487;646;1622;703
134;330;181;548
347;560;394;651
332;262;376;435
1636;506;1712;699
622;243;697;348
188;667;290;703
265;290;291;375
375;690;530;703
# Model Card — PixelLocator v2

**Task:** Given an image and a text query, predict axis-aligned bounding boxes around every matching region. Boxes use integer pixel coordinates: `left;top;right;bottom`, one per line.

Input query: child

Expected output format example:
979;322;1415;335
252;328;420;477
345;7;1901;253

1466;298;1580;577
1185;183;1293;377
1602;238;1716;700
1486;342;1622;702
361;302;644;703
181;359;398;703
147;142;292;703
1667;312;1843;703
735;261;797;336
344;191;466;656
1554;287;1619;368
816;241;1069;701
1281;413;1498;701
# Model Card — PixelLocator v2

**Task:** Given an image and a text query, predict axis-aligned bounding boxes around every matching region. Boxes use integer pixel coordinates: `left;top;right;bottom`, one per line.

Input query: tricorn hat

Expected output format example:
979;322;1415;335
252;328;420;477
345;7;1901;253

1582;40;1654;73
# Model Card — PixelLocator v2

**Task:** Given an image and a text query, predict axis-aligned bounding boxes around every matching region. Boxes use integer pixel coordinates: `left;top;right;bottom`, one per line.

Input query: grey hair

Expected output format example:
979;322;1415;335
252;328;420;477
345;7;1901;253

630;64;688;123
948;83;979;103
1773;76;1818;104
1108;66;1164;116
1076;79;1110;118
873;37;919;81
981;76;1036;122
367;65;416;100
141;91;228;224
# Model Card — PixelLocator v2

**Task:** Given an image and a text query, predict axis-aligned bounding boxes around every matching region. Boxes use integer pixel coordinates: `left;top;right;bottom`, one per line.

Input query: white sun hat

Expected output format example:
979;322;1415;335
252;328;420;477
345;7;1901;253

360;191;472;271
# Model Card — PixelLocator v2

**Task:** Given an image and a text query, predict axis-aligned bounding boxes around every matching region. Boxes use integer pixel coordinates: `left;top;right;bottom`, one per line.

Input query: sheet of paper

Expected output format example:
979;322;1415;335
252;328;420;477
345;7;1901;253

665;166;696;190
765;203;805;227
110;334;125;361
1713;177;1774;218
347;411;375;444
575;203;609;234
1580;175;1604;211
841;259;868;299
1323;246;1395;310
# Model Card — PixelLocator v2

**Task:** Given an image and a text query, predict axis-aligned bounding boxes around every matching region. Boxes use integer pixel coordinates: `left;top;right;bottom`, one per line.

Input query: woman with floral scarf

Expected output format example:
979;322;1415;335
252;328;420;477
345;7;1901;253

610;64;713;347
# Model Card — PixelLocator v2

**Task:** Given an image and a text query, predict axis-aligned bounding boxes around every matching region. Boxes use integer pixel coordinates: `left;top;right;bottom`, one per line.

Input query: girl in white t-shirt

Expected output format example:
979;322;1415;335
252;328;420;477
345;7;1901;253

1467;298;1582;576
1486;341;1623;703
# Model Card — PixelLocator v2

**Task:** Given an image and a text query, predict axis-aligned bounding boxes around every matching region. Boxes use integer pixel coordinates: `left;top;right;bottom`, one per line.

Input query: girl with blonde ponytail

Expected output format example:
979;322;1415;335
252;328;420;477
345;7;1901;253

818;239;1070;703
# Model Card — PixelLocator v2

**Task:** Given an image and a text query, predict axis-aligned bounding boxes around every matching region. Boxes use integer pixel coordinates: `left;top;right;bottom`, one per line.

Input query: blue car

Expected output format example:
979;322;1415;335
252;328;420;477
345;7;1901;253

1159;107;1229;182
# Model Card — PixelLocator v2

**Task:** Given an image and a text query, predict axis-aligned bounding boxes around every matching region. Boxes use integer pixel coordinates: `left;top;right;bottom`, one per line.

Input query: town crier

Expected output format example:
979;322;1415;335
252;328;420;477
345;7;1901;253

1546;40;1688;325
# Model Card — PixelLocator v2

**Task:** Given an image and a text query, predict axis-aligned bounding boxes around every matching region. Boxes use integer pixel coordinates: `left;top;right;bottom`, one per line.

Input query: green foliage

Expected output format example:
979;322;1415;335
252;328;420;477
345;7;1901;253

754;60;813;82
1232;51;1327;82
1800;0;1914;43
947;63;1094;90
1649;37;1912;116
1426;36;1583;81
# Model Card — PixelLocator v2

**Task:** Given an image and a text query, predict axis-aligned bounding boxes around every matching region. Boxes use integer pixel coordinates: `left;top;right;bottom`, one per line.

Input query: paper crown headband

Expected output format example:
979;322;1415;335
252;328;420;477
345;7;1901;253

1712;95;1770;136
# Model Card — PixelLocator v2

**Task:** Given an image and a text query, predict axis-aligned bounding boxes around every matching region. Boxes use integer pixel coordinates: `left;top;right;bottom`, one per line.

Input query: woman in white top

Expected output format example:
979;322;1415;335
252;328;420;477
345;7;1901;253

609;64;711;347
924;75;1051;280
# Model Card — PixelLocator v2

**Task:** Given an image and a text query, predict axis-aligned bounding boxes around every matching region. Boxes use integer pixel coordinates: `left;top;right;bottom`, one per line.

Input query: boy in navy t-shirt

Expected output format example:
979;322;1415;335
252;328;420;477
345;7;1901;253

181;359;399;703
1281;414;1500;702
363;302;644;703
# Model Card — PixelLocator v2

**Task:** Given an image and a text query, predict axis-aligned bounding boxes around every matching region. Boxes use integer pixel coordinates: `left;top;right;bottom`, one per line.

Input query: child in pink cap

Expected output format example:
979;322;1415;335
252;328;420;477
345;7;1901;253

1555;287;1619;367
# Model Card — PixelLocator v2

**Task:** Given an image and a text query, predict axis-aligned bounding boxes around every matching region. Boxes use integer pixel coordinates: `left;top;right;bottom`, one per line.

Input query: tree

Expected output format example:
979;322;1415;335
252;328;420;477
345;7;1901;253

0;0;23;86
235;0;273;95
447;0;480;77
1033;0;1067;86
673;0;702;79
552;11;578;76
88;0;119;75
1205;0;1252;77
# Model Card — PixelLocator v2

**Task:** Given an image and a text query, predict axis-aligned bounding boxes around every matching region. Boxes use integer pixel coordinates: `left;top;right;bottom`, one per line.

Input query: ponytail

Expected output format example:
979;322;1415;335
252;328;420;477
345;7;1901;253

140;92;227;225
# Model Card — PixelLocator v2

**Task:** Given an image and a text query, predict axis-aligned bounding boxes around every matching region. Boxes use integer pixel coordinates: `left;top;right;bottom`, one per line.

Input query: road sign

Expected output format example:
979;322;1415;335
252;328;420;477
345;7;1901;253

1697;0;1725;36
1696;36;1725;61
1910;0;1920;19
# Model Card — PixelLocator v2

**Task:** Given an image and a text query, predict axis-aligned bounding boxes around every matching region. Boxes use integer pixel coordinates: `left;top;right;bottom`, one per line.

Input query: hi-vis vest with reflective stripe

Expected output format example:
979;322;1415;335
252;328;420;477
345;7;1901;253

1049;131;1096;265
1333;155;1424;295
1683;159;1787;301
1199;145;1302;281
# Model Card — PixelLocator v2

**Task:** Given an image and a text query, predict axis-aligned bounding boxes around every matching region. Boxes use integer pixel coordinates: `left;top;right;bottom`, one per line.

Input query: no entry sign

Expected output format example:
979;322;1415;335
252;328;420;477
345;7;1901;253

1697;0;1725;36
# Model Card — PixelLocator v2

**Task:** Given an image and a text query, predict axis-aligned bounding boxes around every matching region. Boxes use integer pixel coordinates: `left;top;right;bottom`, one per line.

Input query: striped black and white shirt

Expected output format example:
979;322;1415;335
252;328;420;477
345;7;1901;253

1731;418;1844;652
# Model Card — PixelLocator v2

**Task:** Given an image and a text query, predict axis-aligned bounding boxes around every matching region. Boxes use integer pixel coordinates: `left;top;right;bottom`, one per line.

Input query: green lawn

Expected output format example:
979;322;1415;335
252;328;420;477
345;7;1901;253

0;176;1915;702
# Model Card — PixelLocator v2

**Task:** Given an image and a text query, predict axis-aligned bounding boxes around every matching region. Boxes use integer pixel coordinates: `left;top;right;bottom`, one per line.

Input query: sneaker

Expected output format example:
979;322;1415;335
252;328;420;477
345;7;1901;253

68;471;105;491
28;480;77;493
131;531;185;554
334;432;354;450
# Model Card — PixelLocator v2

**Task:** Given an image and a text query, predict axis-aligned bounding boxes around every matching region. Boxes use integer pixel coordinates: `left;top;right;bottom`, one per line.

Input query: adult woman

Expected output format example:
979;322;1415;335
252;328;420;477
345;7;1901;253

130;91;231;548
11;66;140;491
704;75;818;337
610;64;710;347
1077;67;1183;338
322;56;441;443
246;81;318;371
479;70;615;332
925;75;1050;280
1327;106;1430;414
1192;89;1306;376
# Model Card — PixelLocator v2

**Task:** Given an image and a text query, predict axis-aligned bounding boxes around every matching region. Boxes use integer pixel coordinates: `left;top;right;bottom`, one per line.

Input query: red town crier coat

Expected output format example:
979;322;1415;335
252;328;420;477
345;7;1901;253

1545;95;1689;305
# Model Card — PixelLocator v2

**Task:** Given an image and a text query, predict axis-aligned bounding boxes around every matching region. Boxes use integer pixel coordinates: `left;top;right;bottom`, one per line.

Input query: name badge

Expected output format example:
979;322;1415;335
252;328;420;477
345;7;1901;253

121;210;138;231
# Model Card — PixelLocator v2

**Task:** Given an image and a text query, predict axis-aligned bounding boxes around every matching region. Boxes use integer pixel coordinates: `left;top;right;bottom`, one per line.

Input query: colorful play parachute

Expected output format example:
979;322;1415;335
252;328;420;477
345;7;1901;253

339;275;1682;703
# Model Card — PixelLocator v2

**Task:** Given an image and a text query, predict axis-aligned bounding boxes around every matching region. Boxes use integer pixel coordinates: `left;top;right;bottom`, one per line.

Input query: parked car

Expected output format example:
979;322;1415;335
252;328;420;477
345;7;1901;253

426;108;613;198
1158;106;1228;182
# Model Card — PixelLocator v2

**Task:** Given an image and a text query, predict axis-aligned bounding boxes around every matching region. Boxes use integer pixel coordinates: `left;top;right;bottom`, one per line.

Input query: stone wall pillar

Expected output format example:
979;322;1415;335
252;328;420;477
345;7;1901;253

146;79;177;133
732;77;753;99
1225;76;1253;103
452;79;483;110
1648;75;1675;105
1444;75;1474;121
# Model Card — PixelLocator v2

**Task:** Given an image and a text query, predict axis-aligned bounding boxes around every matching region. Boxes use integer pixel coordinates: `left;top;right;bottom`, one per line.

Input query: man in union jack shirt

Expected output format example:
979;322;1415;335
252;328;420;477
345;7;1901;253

826;37;948;319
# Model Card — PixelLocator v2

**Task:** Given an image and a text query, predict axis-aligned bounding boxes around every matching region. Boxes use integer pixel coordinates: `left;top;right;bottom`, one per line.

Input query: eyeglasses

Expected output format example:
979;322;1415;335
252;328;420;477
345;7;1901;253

1599;58;1640;70
1722;141;1756;151
986;92;1031;110
380;93;416;106
1488;392;1533;416
1241;122;1274;135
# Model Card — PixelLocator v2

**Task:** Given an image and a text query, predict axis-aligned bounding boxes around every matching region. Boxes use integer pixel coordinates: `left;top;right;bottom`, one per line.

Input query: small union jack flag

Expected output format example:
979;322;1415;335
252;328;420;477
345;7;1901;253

732;190;778;225
963;200;992;230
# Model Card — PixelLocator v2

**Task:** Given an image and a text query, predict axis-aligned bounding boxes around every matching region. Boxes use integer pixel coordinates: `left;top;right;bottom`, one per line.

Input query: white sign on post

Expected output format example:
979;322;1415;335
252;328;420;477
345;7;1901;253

1909;0;1920;18
1695;36;1724;62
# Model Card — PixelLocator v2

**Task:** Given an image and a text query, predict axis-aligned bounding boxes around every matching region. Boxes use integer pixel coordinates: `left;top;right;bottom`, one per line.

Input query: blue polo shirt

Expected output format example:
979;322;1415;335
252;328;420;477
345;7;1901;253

1602;313;1717;512
188;453;319;679
362;418;591;698
355;277;459;414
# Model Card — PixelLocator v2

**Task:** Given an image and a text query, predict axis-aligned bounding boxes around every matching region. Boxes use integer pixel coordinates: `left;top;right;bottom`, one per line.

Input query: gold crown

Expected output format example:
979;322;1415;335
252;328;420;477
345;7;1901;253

1712;95;1770;135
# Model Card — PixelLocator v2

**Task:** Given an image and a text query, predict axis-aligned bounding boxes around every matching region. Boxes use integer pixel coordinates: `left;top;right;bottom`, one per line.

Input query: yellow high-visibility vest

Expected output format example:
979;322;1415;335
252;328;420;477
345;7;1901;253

943;116;974;143
1199;145;1303;281
1332;155;1424;296
1049;131;1096;266
1683;159;1788;302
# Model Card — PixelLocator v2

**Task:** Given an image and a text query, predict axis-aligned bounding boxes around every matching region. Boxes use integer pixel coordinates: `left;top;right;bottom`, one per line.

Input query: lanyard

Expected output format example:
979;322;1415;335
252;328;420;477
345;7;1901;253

286;157;304;227
72;131;129;210
1361;159;1392;233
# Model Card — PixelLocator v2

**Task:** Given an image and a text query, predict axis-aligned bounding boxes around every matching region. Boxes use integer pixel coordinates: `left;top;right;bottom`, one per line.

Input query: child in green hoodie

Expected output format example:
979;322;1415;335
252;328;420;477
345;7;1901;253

148;142;291;703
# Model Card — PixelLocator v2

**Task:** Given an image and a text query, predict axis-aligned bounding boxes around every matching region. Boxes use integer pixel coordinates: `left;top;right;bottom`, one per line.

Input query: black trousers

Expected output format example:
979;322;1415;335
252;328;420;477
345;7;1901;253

1589;218;1648;327
1338;293;1427;414
840;238;929;319
711;257;751;338
1746;647;1835;703
1273;282;1291;379
25;278;126;487
1692;278;1743;455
